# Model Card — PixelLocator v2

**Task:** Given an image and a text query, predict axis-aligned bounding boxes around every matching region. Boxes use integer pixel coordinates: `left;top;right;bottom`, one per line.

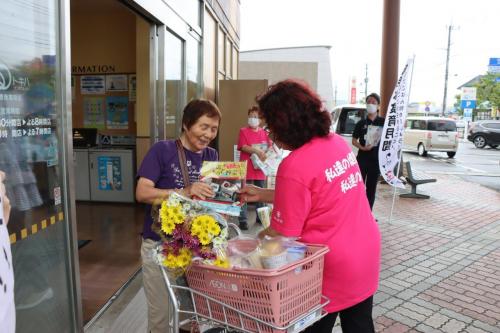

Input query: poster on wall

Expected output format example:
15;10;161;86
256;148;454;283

81;75;105;94
106;96;128;129
97;156;122;191
83;97;105;129
71;76;75;100
106;74;128;91
128;74;136;101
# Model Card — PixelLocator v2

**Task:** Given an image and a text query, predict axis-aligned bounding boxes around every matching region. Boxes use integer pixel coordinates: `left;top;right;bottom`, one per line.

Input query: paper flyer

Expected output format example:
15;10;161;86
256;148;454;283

106;96;129;129
106;74;128;92
198;161;247;216
83;97;105;129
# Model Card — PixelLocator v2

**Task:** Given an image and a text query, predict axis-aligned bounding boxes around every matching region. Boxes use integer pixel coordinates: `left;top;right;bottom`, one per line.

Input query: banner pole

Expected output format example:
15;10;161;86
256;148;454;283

388;56;416;224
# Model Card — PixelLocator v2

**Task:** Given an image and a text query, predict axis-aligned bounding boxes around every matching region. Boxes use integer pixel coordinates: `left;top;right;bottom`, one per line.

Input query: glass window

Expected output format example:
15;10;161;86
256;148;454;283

186;36;200;102
226;39;232;77
484;122;500;129
232;45;238;79
217;27;225;73
427;120;457;131
203;11;217;101
0;0;77;331
165;30;183;138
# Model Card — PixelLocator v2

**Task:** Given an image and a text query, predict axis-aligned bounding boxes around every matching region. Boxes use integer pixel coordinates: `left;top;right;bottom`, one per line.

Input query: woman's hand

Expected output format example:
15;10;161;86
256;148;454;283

256;149;267;161
186;182;214;200
362;144;373;151
0;171;11;225
239;184;275;203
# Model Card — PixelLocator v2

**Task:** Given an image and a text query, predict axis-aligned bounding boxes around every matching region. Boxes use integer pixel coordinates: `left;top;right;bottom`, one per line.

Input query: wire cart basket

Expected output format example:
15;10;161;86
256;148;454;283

160;237;330;333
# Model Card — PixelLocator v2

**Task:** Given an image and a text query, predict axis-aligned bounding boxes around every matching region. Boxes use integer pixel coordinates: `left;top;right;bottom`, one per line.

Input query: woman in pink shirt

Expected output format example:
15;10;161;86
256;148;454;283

241;80;380;333
237;106;272;230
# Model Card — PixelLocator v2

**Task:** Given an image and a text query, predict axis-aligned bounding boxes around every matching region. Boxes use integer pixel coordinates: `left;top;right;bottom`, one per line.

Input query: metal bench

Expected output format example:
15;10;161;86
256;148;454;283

399;161;436;199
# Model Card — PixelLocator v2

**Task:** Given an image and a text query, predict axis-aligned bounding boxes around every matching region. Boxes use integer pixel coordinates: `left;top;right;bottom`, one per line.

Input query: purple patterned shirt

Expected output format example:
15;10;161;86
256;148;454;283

137;140;218;240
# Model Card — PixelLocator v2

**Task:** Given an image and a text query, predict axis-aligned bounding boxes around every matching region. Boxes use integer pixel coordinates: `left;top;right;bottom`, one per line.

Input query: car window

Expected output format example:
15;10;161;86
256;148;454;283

410;120;426;130
484;123;500;129
427;120;457;131
338;109;363;134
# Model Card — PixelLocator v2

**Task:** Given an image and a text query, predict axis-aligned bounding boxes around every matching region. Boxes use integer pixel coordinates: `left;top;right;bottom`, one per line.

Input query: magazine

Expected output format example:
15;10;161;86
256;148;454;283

366;125;383;146
197;161;247;216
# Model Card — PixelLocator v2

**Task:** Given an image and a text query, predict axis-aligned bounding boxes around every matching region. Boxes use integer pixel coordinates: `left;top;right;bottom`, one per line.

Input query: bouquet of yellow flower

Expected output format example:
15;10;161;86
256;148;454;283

152;192;230;274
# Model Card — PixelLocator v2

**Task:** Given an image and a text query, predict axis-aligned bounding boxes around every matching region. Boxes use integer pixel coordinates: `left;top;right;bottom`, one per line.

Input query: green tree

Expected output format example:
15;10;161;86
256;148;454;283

475;73;500;108
453;94;463;116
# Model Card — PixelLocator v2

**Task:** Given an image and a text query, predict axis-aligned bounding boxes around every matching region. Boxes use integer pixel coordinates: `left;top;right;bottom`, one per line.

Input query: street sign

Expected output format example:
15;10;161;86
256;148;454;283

461;87;477;101
488;58;500;73
488;58;500;66
461;100;476;109
463;108;473;121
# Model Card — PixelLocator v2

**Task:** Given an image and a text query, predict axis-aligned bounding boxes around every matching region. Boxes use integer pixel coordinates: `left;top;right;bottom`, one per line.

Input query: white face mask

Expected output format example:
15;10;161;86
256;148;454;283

366;104;378;114
248;117;260;128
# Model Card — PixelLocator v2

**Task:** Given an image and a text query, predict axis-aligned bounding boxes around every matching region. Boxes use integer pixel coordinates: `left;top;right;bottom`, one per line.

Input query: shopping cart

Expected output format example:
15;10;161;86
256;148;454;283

160;224;330;333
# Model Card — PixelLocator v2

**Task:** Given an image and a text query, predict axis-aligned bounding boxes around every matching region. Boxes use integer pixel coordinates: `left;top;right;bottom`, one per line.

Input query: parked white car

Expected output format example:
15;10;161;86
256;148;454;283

403;116;459;158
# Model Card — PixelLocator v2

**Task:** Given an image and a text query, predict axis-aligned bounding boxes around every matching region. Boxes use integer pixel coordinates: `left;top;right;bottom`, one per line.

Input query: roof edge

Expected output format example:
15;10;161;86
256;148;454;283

240;45;332;53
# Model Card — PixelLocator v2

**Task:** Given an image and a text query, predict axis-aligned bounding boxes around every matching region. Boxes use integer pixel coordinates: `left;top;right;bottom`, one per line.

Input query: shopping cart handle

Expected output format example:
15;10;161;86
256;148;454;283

227;222;242;236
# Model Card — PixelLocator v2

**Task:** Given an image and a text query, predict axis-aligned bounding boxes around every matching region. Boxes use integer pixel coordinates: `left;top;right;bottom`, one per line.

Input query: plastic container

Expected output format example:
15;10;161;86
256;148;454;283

260;250;288;269
186;244;329;333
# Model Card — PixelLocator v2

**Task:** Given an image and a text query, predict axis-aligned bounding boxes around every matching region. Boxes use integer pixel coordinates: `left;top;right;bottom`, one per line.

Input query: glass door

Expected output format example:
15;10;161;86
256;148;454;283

0;0;79;331
157;27;185;140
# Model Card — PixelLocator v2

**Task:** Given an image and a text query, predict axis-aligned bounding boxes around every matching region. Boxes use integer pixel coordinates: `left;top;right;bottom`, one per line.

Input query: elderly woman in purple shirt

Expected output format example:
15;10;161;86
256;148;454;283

136;99;221;333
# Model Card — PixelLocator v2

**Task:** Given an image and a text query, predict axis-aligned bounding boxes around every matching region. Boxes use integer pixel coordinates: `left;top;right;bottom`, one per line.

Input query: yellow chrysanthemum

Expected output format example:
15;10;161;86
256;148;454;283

191;216;204;227
207;223;221;236
159;202;185;234
176;249;192;268
161;220;175;235
213;257;230;268
199;233;211;245
163;253;178;268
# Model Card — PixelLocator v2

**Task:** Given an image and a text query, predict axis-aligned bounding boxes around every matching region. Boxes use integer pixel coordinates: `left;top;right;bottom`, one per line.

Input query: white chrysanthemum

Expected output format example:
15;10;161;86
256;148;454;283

219;228;228;239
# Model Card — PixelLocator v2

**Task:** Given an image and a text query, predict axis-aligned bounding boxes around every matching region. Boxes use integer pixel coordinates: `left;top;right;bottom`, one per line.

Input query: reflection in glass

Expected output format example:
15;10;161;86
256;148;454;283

218;27;225;73
226;39;232;78
165;30;183;138
0;0;76;332
186;36;200;102
203;11;217;101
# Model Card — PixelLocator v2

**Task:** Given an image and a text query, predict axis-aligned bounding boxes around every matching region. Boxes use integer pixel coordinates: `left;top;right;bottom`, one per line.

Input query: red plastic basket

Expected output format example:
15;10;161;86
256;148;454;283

185;244;329;333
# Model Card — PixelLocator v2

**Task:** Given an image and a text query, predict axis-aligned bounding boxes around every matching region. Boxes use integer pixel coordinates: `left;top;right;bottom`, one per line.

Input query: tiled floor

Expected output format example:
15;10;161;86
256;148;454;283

76;201;144;323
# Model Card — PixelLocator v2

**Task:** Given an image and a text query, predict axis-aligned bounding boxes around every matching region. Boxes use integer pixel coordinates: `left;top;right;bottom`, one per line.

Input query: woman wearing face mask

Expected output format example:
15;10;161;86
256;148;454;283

236;106;272;230
352;93;385;210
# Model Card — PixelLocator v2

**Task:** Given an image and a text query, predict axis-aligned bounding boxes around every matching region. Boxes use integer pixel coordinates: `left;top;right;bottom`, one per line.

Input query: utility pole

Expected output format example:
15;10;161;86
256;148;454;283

364;64;368;100
442;25;454;116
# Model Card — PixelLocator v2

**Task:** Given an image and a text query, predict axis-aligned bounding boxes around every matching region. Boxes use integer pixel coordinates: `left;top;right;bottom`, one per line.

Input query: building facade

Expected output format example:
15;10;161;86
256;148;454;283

0;0;240;331
239;46;334;110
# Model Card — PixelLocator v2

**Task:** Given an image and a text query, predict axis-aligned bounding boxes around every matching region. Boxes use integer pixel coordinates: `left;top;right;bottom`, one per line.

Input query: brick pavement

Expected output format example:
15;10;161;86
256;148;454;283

371;174;500;332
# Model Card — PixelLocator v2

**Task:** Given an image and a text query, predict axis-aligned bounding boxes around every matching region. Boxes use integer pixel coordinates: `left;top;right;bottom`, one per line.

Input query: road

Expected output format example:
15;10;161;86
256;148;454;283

403;140;500;192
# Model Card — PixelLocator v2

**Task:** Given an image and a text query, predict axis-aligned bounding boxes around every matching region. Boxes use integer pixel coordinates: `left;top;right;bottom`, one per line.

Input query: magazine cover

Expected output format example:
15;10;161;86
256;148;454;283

198;161;247;216
366;125;383;146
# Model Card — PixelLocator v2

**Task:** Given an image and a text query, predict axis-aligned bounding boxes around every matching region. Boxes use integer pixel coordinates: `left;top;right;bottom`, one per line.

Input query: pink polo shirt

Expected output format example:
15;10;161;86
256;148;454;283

271;133;380;313
237;127;271;181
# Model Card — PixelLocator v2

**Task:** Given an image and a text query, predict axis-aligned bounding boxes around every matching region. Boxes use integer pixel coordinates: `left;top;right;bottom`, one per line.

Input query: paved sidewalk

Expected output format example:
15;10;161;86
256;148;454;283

371;174;500;332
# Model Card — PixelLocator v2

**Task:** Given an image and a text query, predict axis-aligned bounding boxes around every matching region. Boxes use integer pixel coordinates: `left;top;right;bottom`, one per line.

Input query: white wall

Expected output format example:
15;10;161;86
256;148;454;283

239;46;334;110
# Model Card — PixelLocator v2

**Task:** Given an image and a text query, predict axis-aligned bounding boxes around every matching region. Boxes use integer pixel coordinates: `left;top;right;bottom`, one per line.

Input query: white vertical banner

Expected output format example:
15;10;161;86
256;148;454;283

379;58;414;189
0;195;15;333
